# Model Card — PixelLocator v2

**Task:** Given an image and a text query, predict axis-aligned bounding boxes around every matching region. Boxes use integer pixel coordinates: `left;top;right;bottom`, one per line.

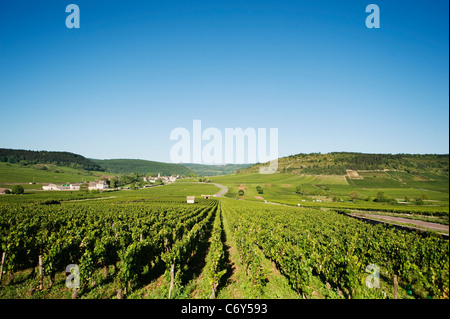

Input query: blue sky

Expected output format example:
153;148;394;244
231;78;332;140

0;0;448;163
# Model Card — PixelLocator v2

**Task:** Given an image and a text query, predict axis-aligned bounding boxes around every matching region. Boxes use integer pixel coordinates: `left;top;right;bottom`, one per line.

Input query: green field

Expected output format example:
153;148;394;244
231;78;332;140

0;183;448;300
0;182;221;204
0;159;448;300
0;162;105;185
211;171;449;215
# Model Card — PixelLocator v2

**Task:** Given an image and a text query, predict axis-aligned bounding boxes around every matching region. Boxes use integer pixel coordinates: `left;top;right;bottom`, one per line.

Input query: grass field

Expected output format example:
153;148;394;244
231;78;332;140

0;164;448;300
1;184;447;300
0;182;221;204
211;171;449;215
0;162;104;185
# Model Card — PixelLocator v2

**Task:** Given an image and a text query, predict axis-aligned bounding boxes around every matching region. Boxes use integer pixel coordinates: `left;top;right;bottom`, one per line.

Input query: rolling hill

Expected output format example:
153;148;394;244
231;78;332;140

0;162;106;186
92;159;252;177
91;159;193;176
182;163;252;176
242;152;449;176
0;148;103;171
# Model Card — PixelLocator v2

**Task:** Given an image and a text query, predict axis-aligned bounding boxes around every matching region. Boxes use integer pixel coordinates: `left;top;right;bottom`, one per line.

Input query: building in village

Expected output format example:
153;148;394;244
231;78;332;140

186;196;195;204
0;188;12;194
42;180;108;191
143;174;179;184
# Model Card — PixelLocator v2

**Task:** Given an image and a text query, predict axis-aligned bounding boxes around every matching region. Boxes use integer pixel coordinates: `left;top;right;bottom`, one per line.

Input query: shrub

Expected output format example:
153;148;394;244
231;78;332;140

349;191;360;202
296;186;306;195
11;185;24;195
40;200;61;205
373;191;388;202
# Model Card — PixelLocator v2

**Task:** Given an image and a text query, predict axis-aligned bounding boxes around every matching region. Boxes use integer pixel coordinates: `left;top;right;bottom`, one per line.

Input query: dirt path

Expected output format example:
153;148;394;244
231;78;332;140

212;183;228;197
64;196;117;202
248;198;449;236
349;212;449;234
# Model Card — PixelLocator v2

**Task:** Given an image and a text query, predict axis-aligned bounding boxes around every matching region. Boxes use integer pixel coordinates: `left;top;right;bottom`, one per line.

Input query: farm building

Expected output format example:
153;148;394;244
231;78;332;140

43;183;80;191
88;181;108;190
69;183;82;190
144;175;179;184
42;183;60;191
42;181;107;191
187;196;195;204
0;188;11;194
201;195;210;199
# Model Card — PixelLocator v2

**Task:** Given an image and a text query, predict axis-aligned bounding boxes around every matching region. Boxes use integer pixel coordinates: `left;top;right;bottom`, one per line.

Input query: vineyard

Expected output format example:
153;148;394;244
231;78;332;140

221;199;449;299
0;191;448;299
0;197;222;298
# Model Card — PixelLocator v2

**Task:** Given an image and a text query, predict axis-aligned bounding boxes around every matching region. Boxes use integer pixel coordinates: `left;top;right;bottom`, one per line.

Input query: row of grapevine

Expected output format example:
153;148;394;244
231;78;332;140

221;199;449;299
231;220;267;296
161;202;217;298
206;202;227;299
0;200;218;297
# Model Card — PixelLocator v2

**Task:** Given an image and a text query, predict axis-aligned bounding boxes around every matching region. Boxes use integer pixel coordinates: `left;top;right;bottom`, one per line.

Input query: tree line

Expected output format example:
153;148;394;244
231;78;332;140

0;148;103;171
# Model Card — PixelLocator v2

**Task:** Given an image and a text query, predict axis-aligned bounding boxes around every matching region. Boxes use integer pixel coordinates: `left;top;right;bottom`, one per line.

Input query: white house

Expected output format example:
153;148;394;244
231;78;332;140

168;176;177;182
88;181;108;190
69;183;81;191
0;188;11;195
42;183;60;191
42;181;107;191
187;196;195;204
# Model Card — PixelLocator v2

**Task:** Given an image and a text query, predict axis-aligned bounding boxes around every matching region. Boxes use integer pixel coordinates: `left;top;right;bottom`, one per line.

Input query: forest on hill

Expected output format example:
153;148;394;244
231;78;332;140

0;148;103;171
92;159;193;176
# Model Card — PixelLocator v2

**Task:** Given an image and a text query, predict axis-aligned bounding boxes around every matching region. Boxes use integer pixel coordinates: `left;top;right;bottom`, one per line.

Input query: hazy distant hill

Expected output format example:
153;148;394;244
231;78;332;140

182;163;253;176
92;159;252;177
92;159;193;176
0;148;103;171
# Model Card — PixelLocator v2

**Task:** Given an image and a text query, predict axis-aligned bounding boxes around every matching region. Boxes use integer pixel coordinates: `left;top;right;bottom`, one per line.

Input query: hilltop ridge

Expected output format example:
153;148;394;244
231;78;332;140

244;152;449;176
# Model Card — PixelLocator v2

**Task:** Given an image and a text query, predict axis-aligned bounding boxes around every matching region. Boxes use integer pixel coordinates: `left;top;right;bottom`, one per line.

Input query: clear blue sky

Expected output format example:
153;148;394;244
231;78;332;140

0;0;448;163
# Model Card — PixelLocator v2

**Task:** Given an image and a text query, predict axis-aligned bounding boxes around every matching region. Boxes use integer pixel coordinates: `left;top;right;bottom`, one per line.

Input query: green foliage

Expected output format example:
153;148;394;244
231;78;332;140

39;200;61;205
0;148;103;171
79;183;89;193
302;165;347;175
349;191;360;202
374;191;389;202
241;152;449;176
222;199;449;299
109;177;118;188
92;158;191;176
161;203;217;297
415;198;425;205
207;206;227;298
0;198;218;298
183;163;252;176
295;186;306;195
11;185;24;195
238;189;244;196
256;186;264;194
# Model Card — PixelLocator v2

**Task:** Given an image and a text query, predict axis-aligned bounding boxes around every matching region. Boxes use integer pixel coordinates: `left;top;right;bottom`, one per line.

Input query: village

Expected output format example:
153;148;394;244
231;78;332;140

142;173;178;185
40;173;180;191
42;180;109;191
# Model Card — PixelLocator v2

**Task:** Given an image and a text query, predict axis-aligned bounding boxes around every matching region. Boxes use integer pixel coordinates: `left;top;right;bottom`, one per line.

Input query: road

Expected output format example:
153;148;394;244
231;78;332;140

212;183;228;197
208;182;449;237
349;212;449;236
